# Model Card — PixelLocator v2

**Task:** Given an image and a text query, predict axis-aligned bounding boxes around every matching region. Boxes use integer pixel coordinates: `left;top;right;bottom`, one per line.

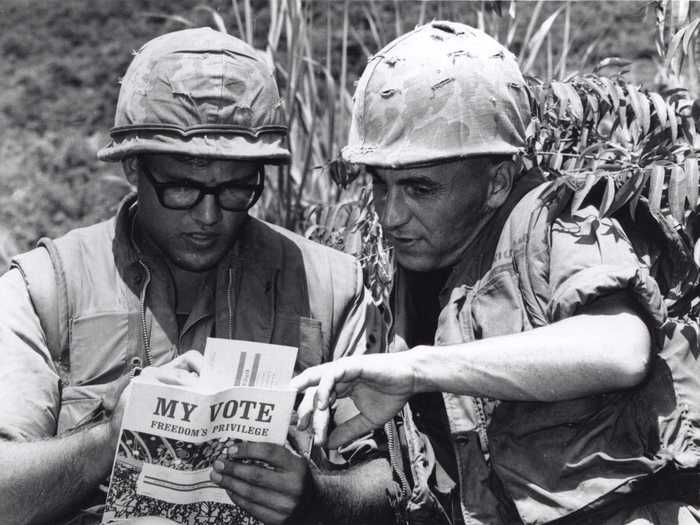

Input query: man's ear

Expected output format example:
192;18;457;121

484;160;516;210
122;156;139;187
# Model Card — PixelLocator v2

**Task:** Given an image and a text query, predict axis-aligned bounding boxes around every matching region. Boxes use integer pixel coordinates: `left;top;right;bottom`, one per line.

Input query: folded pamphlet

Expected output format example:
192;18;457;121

102;338;299;524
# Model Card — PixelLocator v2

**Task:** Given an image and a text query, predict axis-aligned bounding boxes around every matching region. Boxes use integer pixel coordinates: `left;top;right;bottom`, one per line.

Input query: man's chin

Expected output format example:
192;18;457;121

395;252;439;273
169;251;227;273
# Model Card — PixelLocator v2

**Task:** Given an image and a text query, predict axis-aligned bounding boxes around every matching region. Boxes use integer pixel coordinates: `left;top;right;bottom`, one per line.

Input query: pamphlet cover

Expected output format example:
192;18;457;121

102;339;298;524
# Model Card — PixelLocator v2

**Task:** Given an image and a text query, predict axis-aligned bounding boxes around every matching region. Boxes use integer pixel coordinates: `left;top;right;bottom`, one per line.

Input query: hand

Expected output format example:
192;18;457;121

137;349;204;386
109;350;205;445
210;442;310;525
290;353;419;448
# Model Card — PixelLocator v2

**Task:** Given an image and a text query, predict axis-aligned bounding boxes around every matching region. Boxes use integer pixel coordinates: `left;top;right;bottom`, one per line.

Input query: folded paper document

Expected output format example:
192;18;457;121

103;338;299;524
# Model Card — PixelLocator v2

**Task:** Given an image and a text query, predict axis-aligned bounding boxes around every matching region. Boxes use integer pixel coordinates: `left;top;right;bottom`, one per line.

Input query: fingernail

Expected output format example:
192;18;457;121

214;460;224;471
228;445;238;456
211;471;222;482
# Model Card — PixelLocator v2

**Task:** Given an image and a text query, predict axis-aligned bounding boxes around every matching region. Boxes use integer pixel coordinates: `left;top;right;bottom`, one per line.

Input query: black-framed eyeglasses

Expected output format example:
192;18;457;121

140;163;264;212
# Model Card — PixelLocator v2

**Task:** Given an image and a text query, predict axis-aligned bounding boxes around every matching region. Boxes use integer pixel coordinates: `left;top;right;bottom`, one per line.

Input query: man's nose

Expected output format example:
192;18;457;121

377;188;410;231
192;193;221;225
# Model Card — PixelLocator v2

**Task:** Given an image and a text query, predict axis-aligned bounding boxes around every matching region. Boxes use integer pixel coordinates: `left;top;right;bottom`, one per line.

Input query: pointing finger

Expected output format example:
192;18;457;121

328;413;377;449
295;387;317;432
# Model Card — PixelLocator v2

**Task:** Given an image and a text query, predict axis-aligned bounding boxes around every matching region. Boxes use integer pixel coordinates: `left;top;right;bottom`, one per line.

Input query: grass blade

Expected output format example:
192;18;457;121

518;0;544;63
523;6;563;75
556;1;571;80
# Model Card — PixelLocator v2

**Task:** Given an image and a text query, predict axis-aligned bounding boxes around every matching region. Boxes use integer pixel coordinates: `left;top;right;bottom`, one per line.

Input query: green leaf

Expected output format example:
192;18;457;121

563;83;584;123
582;76;610;107
627;87;651;135
649;165;665;211
668;105;679;142
665;24;687;74
668;165;687;222
551;81;583;123
600;175;616;217
681;17;700;56
682;114;698;146
629;168;651;220
686;157;699;211
571;172;598;213
550;81;570;121
550;151;564;170
601;77;620;113
584;93;599;123
615;105;632;147
609;169;643;216
522;7;563;73
648;92;669;128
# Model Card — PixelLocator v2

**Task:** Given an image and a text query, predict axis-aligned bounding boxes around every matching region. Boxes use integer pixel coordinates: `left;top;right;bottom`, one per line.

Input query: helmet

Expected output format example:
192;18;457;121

98;27;290;163
343;21;530;168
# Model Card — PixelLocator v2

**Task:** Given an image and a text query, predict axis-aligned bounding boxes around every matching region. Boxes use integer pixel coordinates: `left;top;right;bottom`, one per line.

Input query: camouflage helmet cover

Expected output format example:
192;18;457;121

343;21;531;168
98;27;290;163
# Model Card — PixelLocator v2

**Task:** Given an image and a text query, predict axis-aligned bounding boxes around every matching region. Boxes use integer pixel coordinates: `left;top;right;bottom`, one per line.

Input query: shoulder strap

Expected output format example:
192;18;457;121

497;182;562;327
10;237;71;359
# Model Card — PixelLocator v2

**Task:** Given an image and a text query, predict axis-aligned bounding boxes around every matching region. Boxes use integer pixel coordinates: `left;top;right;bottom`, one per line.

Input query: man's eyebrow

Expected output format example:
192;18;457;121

146;165;260;185
366;169;440;187
396;175;440;187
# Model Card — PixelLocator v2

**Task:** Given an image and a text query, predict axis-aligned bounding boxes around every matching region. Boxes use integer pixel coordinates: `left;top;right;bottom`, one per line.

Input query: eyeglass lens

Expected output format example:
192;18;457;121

142;164;263;211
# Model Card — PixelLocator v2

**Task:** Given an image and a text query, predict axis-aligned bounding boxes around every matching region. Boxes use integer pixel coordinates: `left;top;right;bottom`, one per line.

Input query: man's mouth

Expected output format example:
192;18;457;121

183;232;220;247
387;234;418;247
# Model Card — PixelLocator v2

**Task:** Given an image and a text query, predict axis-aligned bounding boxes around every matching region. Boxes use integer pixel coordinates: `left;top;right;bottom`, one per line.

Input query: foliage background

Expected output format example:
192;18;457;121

0;0;670;273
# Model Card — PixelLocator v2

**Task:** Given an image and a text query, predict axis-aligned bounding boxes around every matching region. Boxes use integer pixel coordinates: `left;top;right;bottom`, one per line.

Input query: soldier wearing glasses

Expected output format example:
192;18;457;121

0;29;391;525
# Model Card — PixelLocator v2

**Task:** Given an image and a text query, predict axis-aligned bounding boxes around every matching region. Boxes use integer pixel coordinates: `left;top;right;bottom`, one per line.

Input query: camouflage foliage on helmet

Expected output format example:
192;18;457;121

98;27;290;163
343;21;531;168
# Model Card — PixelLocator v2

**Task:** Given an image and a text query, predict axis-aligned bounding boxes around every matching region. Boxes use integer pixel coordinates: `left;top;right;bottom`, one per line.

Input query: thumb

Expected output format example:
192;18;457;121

328;414;377;449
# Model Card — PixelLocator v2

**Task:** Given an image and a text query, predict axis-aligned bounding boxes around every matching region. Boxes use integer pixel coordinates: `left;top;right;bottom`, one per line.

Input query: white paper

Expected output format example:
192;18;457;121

201;338;297;389
103;339;299;524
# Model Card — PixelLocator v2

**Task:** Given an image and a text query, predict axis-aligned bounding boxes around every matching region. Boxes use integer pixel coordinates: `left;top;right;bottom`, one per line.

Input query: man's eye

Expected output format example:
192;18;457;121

370;175;386;187
406;185;436;197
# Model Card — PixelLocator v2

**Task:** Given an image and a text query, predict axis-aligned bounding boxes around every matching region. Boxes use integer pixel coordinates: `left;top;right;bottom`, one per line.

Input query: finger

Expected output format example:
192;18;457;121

229;442;301;470
172;349;205;374
137;366;158;380
311;403;330;447
163;368;200;386
214;458;303;495
295;388;318;431
290;364;330;392
328;413;378;449
316;366;340;410
211;474;290;525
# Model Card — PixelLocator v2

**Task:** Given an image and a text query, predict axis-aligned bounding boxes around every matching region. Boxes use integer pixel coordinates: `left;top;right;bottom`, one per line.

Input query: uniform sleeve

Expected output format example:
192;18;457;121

0;268;61;440
545;204;667;330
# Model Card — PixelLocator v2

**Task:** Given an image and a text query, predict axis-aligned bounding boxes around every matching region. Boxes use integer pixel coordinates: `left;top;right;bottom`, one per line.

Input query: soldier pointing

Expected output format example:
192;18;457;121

294;21;700;525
